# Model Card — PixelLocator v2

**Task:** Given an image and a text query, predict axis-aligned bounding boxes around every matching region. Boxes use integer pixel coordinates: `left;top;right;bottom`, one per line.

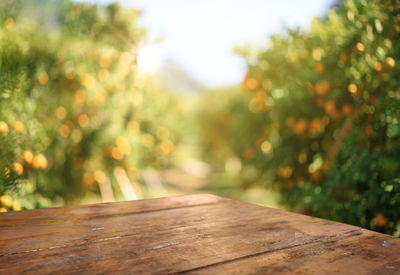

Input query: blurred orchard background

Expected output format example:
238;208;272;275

0;0;399;236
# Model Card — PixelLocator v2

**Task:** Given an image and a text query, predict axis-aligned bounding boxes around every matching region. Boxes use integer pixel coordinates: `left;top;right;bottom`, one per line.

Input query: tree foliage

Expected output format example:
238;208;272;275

0;1;182;209
238;0;400;234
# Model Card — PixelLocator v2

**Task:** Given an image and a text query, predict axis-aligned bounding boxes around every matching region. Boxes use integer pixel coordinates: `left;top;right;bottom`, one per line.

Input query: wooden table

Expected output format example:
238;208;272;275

1;194;399;274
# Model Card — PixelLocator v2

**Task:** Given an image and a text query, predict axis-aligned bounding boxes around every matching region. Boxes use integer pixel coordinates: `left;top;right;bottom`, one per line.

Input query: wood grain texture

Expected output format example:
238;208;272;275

0;194;399;274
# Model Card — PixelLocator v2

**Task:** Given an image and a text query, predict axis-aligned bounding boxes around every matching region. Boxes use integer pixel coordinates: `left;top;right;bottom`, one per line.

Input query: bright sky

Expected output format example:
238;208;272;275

89;0;334;86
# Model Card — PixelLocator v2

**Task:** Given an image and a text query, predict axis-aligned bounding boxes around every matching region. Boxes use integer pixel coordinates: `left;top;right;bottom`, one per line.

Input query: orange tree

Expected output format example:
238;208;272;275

239;0;400;234
0;1;182;209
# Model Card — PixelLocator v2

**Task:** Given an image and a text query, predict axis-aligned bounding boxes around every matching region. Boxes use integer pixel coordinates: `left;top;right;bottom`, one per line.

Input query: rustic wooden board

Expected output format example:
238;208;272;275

0;194;399;274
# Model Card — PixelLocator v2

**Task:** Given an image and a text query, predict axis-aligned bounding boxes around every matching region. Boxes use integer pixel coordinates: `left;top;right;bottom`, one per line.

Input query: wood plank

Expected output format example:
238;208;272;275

185;230;400;274
0;194;399;274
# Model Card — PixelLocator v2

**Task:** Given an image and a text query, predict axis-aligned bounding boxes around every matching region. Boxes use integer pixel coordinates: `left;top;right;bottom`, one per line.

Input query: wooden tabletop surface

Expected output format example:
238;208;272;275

0;194;399;274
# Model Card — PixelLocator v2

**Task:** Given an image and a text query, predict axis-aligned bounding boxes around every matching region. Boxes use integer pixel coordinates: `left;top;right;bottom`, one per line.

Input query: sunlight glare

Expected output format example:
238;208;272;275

137;46;162;72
